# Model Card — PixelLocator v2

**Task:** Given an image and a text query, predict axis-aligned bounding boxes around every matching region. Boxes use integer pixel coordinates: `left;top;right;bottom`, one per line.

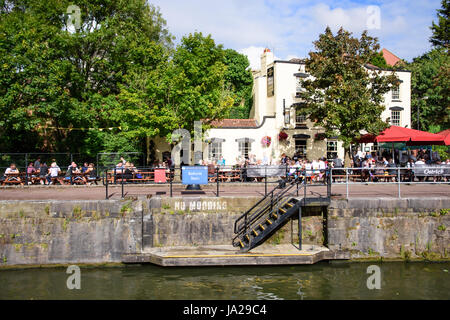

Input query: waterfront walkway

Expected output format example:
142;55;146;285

122;244;349;266
0;183;448;200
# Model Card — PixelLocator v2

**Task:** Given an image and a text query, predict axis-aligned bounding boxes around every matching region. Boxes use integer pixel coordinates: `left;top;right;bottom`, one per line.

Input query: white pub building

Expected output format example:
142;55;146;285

155;48;411;165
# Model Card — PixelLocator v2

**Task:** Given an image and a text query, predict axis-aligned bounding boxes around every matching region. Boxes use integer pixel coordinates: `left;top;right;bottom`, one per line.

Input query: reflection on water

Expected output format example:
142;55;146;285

0;262;449;300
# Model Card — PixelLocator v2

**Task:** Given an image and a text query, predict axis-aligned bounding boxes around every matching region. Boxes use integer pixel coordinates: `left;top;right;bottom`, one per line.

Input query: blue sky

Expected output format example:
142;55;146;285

150;0;441;69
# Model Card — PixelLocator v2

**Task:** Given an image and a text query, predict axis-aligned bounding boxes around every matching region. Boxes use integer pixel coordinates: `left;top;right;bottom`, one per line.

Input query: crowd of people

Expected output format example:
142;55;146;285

2;149;449;185
1;157;98;185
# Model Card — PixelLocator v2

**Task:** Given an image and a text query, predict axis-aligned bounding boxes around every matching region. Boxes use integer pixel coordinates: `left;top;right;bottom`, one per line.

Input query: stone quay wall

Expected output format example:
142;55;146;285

0;196;449;267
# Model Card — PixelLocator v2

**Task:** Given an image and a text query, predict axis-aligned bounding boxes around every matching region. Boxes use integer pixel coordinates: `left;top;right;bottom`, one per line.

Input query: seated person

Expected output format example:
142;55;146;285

39;162;48;185
47;162;61;184
64;162;81;182
85;163;98;184
4;164;22;184
81;162;89;173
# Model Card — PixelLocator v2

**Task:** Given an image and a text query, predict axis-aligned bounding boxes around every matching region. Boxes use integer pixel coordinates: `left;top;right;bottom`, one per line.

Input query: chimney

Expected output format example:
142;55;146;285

260;48;274;76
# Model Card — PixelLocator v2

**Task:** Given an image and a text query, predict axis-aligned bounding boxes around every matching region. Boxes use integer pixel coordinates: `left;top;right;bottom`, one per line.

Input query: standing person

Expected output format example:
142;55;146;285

39;162;48;185
33;157;41;170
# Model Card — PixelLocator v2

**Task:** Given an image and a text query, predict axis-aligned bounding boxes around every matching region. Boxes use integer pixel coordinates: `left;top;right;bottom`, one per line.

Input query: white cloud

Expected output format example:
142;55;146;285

238;46;282;71
151;0;442;62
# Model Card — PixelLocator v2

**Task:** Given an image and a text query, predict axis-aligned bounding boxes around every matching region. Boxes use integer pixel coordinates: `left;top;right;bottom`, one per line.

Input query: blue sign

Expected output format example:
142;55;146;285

182;166;208;185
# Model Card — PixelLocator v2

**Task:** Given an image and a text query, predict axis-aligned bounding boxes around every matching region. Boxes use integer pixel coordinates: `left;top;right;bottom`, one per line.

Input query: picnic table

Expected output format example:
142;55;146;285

2;172;25;186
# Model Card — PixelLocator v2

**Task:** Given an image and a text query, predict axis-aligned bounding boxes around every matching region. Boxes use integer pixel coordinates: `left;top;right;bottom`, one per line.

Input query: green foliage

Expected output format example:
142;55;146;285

409;48;450;131
369;51;390;69
300;27;398;165
0;0;173;154
0;2;249;160
223;49;254;118
430;0;449;48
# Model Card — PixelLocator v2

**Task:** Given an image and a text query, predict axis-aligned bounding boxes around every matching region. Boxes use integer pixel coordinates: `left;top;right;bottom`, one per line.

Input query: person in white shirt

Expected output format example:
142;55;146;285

47;162;61;184
4;163;19;175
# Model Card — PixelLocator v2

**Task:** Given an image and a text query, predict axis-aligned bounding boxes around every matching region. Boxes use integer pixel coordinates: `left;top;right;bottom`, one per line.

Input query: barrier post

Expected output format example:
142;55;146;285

170;168;173;197
216;167;219;197
121;171;124;198
105;169;109;200
346;168;349;199
398;167;401;199
265;166;267;196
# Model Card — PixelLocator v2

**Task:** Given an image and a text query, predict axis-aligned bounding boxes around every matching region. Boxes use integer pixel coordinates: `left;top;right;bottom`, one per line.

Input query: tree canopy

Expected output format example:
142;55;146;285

300;27;398;165
409;48;449;131
430;0;449;48
0;1;253;163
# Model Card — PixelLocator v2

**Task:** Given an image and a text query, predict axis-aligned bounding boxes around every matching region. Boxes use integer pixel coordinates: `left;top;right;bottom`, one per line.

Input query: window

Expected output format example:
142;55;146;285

209;141;222;162
391;110;401;126
267;67;274;97
296;114;307;128
295;139;307;158
326;140;338;160
296;77;302;93
238;141;251;159
392;86;400;100
371;142;378;152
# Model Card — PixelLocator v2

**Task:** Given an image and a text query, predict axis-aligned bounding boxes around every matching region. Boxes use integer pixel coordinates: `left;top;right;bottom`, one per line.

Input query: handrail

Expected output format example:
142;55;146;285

233;176;303;235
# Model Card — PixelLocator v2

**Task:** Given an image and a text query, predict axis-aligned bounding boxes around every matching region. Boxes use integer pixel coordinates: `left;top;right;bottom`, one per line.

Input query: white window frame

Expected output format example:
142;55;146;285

326;140;338;160
294;139;307;158
238;141;251;159
209;141;222;162
392;86;400;100
391;110;401;126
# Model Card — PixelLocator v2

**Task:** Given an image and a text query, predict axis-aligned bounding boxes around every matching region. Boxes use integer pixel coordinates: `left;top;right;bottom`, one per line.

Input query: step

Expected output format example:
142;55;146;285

285;202;294;208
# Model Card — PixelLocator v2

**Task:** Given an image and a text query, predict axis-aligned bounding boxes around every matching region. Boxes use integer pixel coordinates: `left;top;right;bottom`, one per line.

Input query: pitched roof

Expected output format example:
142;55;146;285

382;48;401;66
210;119;258;128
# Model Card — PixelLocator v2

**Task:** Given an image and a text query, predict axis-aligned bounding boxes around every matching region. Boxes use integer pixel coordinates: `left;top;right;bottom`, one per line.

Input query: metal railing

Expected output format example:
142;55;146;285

330;166;450;199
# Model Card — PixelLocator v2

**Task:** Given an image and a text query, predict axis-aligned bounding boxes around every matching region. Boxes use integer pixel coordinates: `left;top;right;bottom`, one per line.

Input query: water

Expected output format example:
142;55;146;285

0;262;449;300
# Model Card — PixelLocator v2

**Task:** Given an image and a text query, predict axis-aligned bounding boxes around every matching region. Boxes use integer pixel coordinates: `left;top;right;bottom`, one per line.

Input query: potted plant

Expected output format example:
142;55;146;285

278;131;288;141
261;136;272;147
315;133;326;140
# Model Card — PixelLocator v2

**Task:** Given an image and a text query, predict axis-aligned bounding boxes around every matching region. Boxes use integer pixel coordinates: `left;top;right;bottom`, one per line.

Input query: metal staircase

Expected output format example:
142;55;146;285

232;177;307;252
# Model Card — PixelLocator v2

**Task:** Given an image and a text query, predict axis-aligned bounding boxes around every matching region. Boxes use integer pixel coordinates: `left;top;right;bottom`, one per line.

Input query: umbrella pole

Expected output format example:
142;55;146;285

392;143;394;162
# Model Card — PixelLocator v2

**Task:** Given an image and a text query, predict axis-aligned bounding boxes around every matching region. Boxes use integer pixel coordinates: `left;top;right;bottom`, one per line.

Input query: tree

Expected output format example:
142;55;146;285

369;51;390;69
223;49;254;119
409;48;450;131
430;0;449;48
169;32;234;133
0;0;172;157
112;32;235;164
300;27;398;166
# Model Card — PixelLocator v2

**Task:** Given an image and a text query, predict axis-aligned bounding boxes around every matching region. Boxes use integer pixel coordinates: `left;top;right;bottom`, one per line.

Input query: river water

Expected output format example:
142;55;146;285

0;262;449;300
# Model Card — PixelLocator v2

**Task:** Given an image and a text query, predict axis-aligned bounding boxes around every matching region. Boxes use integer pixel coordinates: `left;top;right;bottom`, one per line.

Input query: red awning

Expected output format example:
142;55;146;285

437;129;450;146
357;126;445;145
